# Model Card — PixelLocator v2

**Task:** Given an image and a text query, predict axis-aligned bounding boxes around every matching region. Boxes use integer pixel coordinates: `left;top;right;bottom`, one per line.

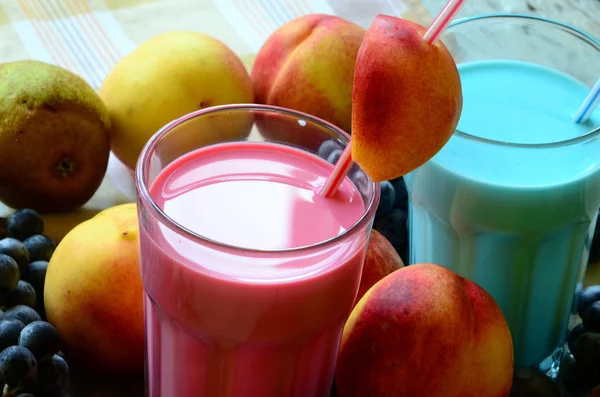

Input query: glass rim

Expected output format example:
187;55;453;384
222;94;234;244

448;13;600;149
135;103;380;255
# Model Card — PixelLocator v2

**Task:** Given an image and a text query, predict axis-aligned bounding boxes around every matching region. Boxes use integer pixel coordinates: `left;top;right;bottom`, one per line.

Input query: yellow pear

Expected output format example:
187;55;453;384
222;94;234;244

100;31;255;169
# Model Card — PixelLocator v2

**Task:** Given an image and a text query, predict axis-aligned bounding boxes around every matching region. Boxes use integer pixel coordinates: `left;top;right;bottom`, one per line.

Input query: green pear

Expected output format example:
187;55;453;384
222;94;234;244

0;60;111;212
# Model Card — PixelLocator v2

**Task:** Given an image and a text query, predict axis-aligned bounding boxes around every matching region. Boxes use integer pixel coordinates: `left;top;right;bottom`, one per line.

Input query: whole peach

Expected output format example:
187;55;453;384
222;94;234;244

336;263;513;397
44;203;143;375
251;14;365;135
354;229;404;307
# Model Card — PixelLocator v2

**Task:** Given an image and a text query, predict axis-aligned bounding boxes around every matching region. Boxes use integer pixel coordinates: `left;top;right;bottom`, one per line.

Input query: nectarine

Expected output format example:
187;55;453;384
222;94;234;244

351;15;463;182
251;14;365;135
44;203;143;375
336;264;513;397
355;229;403;307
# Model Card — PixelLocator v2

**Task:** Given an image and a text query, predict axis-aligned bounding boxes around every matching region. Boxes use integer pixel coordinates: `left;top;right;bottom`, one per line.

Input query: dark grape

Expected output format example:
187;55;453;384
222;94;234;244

561;352;600;391
0;254;20;297
579;285;600;318
349;170;369;195
375;181;396;219
374;208;408;261
0;346;37;387
22;261;48;294
561;353;583;391
326;149;343;165
590;212;600;263
0;238;29;274
572;332;600;369
4;281;36;309
15;393;35;397
391;177;408;210
19;321;60;363
317;140;342;160
4;306;41;326
509;368;560;397
568;323;586;352
582;301;600;333
54;354;70;392
34;354;69;395
22;261;48;314
0;320;25;352
6;209;44;242
23;235;55;263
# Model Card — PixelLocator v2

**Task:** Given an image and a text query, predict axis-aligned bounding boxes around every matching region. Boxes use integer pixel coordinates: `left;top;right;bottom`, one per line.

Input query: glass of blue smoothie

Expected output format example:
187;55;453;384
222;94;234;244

405;14;600;372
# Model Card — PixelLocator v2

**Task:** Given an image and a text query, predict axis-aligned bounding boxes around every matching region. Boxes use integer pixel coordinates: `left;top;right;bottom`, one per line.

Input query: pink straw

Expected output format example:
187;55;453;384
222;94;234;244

320;145;353;198
319;0;467;198
423;0;467;44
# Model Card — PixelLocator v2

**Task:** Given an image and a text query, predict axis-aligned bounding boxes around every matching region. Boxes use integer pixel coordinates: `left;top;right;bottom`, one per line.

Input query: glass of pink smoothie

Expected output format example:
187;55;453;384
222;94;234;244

135;104;380;397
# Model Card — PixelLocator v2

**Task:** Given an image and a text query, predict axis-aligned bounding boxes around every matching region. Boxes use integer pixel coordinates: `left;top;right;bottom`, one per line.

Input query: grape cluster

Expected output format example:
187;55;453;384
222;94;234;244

590;213;600;265
318;140;409;263
0;209;69;397
559;285;600;396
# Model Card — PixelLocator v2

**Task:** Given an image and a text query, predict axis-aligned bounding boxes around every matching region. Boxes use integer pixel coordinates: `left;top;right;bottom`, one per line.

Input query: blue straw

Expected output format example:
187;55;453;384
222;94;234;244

573;77;600;124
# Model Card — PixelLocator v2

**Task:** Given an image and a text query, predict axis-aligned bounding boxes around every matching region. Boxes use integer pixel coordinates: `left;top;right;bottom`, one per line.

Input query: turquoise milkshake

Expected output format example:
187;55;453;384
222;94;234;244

405;15;600;370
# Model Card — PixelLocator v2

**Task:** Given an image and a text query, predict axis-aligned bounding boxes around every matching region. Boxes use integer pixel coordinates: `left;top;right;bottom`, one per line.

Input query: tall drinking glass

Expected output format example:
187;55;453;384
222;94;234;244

405;15;600;371
135;104;380;397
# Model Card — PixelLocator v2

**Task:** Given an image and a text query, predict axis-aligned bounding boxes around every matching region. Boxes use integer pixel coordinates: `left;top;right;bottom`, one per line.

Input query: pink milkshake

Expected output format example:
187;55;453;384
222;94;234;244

135;106;379;397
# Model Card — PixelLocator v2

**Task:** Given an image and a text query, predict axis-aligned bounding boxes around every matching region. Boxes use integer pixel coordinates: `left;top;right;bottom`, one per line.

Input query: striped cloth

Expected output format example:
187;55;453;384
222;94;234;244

0;0;433;90
0;0;433;242
4;1;600;288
